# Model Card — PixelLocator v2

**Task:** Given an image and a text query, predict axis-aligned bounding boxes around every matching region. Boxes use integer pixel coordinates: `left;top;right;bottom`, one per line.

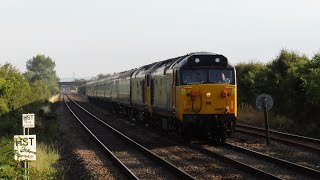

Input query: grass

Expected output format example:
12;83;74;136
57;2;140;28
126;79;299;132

237;103;292;129
29;143;59;179
0;94;62;179
237;103;319;138
237;103;265;126
238;102;293;130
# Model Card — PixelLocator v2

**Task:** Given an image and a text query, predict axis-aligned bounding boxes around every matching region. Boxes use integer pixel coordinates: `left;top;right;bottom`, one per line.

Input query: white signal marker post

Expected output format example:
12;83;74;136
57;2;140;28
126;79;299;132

18;113;36;177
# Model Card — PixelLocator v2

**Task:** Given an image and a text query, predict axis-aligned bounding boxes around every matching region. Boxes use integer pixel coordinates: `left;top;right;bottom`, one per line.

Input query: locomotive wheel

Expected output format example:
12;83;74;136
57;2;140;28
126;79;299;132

227;131;232;138
182;124;192;142
217;129;226;144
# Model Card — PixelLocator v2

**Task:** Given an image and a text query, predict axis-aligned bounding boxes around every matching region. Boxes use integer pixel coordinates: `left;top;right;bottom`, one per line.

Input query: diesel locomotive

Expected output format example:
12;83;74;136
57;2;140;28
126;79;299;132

85;52;237;142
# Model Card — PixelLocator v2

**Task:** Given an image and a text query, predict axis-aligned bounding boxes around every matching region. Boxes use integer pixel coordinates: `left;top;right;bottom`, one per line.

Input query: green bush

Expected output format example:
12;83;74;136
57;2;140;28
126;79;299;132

0;98;9;115
236;49;320;138
269;115;294;131
0;137;25;179
0;58;60;178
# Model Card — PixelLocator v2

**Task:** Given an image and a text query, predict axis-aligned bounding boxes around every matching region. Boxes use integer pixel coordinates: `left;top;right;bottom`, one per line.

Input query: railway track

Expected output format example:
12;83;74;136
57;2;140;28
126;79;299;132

74;94;320;179
73;93;320;179
223;143;320;178
70;94;293;179
173;139;320;179
64;94;195;180
236;124;320;154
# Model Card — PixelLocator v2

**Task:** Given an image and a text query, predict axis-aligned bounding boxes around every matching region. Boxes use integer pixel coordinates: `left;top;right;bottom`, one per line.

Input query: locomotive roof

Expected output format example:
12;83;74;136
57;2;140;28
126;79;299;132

86;52;233;85
172;52;234;69
133;55;187;77
118;68;136;78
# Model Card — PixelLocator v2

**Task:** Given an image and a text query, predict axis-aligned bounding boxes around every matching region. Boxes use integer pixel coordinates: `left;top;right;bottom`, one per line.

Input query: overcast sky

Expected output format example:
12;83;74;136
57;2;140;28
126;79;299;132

1;0;319;79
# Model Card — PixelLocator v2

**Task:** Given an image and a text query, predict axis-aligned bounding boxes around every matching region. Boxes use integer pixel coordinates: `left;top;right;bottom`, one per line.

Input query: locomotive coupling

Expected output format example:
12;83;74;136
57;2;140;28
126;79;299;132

187;90;202;97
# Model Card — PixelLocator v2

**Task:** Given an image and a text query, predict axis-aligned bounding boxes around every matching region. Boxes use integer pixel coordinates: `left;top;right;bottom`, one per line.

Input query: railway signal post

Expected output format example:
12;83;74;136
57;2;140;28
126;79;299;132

256;94;273;145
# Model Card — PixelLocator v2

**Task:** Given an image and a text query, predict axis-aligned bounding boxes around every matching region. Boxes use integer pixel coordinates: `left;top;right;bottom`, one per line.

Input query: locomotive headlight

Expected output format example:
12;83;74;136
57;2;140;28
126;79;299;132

215;58;220;63
206;92;211;98
195;58;200;63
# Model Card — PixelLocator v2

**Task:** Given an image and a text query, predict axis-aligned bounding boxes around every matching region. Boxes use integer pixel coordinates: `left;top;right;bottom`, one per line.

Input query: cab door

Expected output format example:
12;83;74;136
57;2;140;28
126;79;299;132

166;73;172;111
144;74;152;113
172;70;177;111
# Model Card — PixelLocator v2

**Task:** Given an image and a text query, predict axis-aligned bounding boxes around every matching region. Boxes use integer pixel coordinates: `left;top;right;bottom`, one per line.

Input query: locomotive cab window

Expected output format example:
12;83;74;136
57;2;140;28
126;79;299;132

181;69;207;84
209;69;234;84
181;68;235;85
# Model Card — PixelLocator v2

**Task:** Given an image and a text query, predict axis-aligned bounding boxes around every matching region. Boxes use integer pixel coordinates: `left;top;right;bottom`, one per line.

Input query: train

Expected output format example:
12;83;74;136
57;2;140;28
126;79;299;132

84;52;237;143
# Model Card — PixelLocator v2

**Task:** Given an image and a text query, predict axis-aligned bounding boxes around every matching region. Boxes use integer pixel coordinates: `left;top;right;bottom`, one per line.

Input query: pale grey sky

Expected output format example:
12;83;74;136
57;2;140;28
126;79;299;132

1;0;319;79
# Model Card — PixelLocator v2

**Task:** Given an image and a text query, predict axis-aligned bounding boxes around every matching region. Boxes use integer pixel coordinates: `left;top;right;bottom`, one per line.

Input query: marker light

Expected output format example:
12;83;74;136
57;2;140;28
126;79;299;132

225;106;229;114
206;92;211;98
221;90;228;97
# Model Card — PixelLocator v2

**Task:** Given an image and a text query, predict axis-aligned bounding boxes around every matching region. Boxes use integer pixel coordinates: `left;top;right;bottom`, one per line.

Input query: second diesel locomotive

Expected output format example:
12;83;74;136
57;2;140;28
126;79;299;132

85;52;237;142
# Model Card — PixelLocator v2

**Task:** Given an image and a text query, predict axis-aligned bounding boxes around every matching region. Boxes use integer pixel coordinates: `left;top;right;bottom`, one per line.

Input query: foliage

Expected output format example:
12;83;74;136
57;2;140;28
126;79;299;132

29;80;51;101
0;63;31;111
0;98;9;115
25;54;59;95
0;99;61;179
236;49;320;138
96;73;111;80
265;49;308;116
29;143;59;179
236;61;267;104
74;78;87;82
0;137;24;179
0;55;61;178
303;53;320;104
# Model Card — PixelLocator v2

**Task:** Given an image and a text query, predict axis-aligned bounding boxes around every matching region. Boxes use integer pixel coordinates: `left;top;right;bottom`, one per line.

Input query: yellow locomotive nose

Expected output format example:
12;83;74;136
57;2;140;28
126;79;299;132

182;84;236;115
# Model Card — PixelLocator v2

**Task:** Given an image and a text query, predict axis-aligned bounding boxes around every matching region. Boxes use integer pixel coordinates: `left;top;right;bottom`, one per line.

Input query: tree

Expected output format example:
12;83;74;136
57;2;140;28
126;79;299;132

266;49;309;116
25;54;59;94
303;53;320;104
236;62;267;105
96;73;112;80
73;78;87;83
0;63;31;111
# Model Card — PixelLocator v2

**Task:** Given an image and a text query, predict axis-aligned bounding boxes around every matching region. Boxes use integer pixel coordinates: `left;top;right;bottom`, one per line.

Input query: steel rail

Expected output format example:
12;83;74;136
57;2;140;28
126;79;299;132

236;124;320;154
184;143;282;180
237;124;320;143
73;93;281;179
63;95;139;180
224;142;320;179
66;94;195;180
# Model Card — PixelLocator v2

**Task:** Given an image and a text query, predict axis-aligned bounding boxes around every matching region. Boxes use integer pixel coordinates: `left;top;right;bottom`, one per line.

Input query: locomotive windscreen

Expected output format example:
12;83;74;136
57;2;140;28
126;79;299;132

186;55;228;67
180;68;235;85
